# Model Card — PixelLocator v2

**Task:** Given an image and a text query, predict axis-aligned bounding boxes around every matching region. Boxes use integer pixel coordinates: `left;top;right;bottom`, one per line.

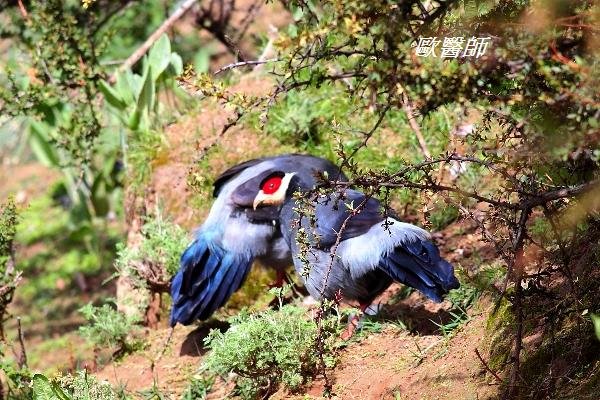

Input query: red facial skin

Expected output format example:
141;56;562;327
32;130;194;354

262;176;282;194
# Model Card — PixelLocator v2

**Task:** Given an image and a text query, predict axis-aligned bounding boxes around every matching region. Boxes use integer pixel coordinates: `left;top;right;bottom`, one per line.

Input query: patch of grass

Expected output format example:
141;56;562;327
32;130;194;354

15;192;121;304
204;305;337;399
263;86;351;151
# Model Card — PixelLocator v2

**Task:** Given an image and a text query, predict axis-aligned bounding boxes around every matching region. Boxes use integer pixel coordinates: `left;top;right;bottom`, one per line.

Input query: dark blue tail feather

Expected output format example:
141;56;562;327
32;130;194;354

379;239;459;302
170;234;253;326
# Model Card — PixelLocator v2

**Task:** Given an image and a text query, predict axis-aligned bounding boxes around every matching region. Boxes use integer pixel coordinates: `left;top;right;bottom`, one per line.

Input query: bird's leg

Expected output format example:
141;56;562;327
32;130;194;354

340;302;371;340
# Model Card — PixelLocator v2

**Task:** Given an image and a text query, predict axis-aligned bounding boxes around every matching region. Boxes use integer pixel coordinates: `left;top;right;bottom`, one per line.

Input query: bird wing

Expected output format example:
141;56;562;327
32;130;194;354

296;189;459;302
377;239;460;302
170;232;253;325
306;190;386;249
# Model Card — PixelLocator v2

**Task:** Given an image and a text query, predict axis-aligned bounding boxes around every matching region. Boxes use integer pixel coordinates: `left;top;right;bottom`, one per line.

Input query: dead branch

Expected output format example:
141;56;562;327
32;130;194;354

16;317;27;369
401;93;431;158
475;348;504;384
110;0;198;82
214;58;278;75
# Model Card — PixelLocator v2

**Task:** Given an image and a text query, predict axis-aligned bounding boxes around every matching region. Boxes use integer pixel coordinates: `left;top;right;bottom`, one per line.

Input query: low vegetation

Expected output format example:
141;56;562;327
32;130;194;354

204;304;339;399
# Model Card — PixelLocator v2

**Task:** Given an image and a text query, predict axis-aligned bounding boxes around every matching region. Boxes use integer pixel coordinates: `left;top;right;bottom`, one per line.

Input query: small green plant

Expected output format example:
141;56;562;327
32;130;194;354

99;34;184;187
115;213;188;290
0;347;32;399
204;305;337;399
78;299;144;357
137;378;169;400
32;371;118;400
182;374;214;400
58;370;118;400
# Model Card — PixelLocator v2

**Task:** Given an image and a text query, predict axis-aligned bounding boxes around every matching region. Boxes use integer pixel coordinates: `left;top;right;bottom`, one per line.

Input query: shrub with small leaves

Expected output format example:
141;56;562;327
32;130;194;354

32;371;117;400
115;214;188;291
78;299;143;356
58;370;117;400
204;305;337;399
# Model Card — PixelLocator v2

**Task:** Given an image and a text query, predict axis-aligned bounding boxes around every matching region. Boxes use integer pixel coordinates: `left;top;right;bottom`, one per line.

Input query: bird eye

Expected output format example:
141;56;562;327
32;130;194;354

262;176;282;195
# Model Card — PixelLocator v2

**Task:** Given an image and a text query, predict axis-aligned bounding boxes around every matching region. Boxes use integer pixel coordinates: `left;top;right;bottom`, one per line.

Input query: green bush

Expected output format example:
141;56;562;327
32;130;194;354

115;214;188;287
32;371;118;400
204;305;337;399
78;299;143;357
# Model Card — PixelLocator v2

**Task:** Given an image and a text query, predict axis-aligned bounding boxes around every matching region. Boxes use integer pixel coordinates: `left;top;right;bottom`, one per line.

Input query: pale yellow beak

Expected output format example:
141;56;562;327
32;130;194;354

253;190;267;210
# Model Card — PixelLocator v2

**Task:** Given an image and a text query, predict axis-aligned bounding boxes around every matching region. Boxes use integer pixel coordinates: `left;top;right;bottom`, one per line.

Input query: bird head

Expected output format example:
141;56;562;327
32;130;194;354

253;171;296;210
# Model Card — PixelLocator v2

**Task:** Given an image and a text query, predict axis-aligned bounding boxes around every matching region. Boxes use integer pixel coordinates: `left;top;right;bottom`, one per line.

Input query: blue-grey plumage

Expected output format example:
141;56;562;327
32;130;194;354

169;154;346;326
275;179;460;307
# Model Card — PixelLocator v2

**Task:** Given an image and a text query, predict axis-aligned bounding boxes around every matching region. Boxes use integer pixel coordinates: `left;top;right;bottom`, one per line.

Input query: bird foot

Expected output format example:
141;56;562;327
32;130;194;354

340;302;380;340
340;313;361;340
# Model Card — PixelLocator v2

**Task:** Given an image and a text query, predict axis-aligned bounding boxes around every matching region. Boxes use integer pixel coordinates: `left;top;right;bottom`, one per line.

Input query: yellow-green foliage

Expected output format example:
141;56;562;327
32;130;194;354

115;213;188;283
204;305;337;399
78;300;144;356
32;371;117;400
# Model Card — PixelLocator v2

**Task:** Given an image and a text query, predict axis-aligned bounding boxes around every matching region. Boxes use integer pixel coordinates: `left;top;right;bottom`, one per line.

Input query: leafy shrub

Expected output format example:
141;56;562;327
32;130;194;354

0;347;32;400
204;305;337;399
115;214;188;289
32;371;117;400
58;371;117;400
78;299;143;356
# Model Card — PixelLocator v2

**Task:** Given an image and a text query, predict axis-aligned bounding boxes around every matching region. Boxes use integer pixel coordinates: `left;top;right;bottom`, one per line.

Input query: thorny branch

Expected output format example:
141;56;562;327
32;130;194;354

214;58;278;75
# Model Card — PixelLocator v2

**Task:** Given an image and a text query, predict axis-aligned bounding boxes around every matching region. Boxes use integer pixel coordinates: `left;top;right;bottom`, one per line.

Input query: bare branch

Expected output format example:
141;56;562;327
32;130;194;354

475;348;504;384
214;58;278;75
401;92;431;158
110;0;198;82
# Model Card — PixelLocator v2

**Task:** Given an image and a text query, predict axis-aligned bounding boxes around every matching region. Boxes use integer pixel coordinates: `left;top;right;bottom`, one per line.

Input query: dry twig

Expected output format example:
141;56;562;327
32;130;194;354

110;0;198;82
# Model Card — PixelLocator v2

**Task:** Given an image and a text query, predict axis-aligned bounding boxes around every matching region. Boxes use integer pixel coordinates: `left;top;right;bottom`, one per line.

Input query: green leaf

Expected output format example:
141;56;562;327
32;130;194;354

98;80;126;110
137;65;155;113
90;173;110;217
128;108;141;130
32;374;72;400
28;122;60;168
129;72;145;102
148;34;171;81
170;52;184;76
194;48;210;73
115;72;135;105
592;314;600;341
